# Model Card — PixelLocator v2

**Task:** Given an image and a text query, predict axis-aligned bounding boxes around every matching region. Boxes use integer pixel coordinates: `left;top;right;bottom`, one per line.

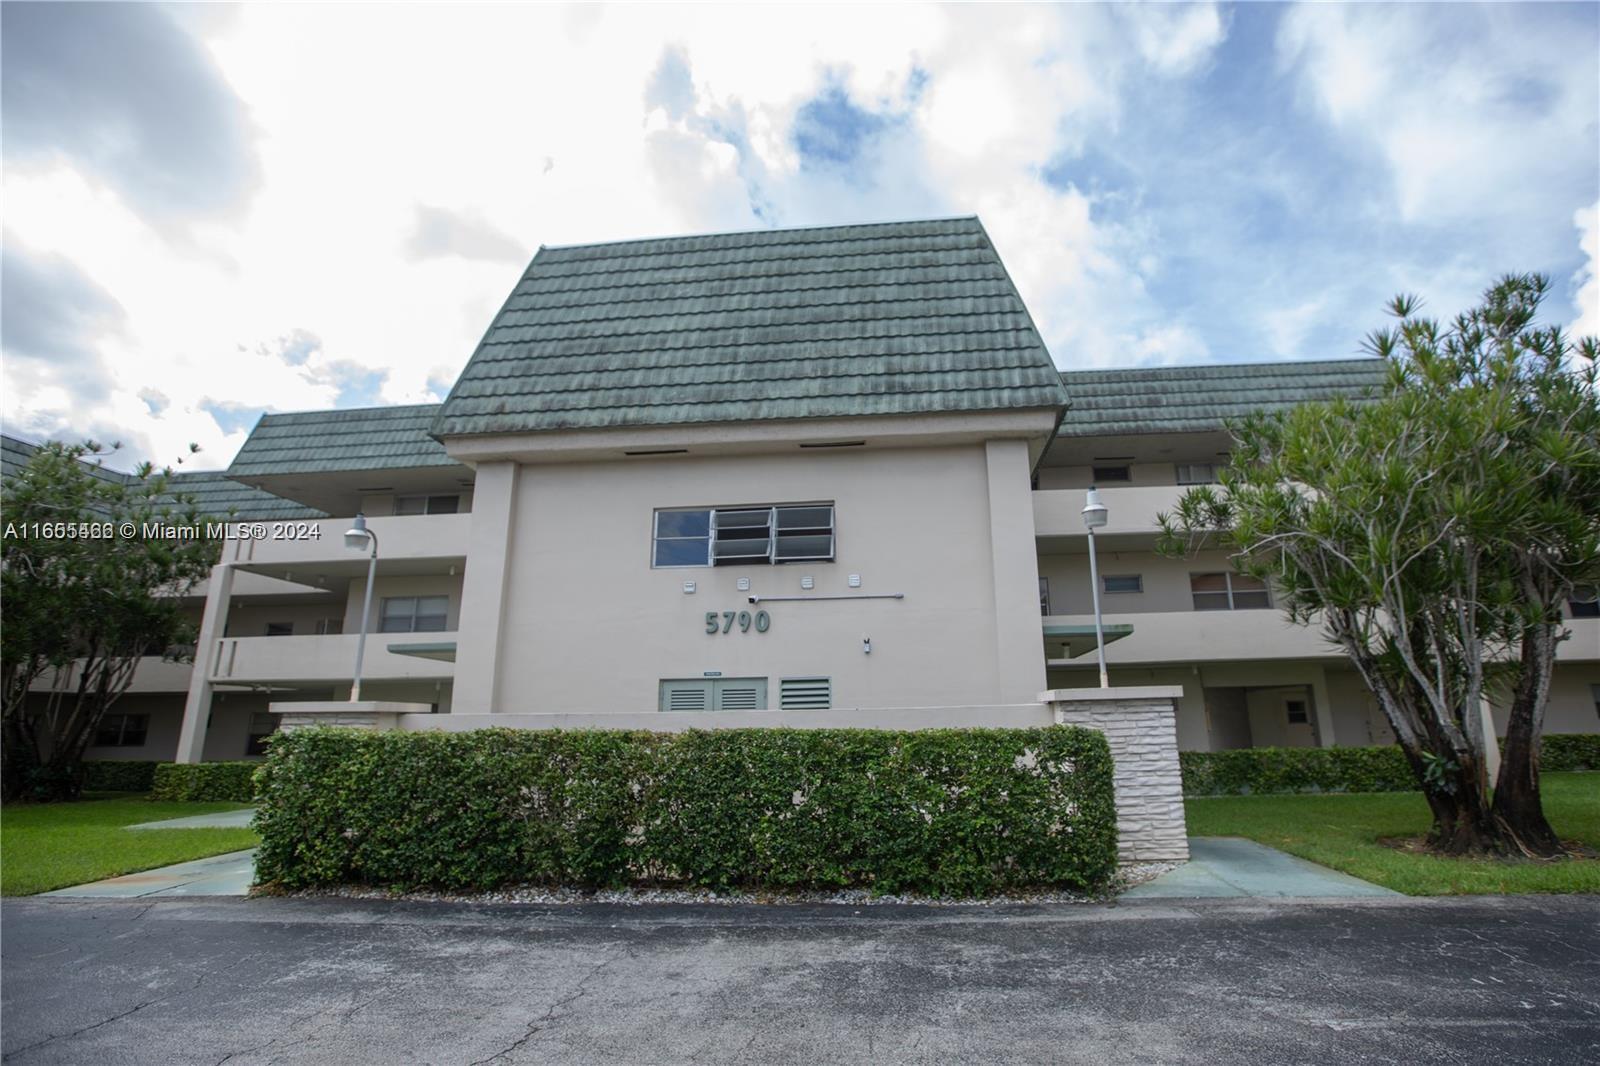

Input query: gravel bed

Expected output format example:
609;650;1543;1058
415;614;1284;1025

280;862;1181;907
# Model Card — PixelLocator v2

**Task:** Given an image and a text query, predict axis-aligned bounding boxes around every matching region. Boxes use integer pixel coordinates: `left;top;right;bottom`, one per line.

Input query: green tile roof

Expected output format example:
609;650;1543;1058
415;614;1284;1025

227;404;454;477
1;433;322;520
432;217;1068;437
1056;358;1389;437
164;471;324;520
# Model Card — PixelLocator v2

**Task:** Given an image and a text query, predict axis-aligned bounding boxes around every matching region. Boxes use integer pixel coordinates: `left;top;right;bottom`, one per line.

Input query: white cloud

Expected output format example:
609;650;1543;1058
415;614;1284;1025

1261;298;1327;359
1572;199;1600;341
1277;4;1598;226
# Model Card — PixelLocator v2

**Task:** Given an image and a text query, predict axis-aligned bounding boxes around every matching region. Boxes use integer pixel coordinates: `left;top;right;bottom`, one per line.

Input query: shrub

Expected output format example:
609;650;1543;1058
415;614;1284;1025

254;725;1118;897
151;761;260;802
1544;734;1600;772
1182;736;1600;795
82;760;159;793
1181;746;1414;796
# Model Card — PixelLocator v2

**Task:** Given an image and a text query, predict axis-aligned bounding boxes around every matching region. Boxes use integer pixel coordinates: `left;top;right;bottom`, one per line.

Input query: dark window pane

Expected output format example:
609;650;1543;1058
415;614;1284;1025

656;511;710;538
776;506;832;530
1232;591;1271;609
775;534;832;560
1192;592;1232;611
716;509;770;529
1190;573;1228;593
714;538;770;561
1103;574;1142;593
428;495;459;514
654;538;709;566
1092;465;1131;482
413;615;448;633
395;496;427;515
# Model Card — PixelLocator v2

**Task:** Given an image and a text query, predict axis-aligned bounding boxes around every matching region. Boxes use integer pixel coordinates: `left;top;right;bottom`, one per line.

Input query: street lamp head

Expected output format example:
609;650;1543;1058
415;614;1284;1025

343;513;372;552
1081;486;1109;531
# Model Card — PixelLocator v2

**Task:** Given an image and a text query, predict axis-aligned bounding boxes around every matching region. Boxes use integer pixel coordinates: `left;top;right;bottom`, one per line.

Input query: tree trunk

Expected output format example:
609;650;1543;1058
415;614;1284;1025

1491;626;1563;857
1396;734;1519;856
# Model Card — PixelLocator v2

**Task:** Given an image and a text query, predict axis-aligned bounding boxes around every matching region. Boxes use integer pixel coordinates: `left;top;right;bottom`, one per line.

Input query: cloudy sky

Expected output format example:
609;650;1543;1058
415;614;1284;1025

3;2;1597;470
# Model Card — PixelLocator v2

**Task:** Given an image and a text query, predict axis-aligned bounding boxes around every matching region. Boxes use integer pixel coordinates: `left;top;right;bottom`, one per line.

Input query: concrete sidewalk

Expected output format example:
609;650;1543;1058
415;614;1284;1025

125;808;256;831
41;850;257;899
1124;837;1399;899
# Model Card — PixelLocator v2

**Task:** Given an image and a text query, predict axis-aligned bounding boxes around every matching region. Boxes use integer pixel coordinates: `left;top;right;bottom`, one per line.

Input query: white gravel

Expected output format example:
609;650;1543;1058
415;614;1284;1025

285;862;1182;907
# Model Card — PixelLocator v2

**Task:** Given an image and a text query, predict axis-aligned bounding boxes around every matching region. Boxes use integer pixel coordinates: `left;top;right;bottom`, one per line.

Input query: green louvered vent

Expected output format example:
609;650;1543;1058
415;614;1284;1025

780;677;831;710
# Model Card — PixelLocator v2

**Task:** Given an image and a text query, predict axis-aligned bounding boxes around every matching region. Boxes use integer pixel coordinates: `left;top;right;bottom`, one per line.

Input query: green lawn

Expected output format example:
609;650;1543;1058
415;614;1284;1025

0;795;258;896
1187;771;1600;895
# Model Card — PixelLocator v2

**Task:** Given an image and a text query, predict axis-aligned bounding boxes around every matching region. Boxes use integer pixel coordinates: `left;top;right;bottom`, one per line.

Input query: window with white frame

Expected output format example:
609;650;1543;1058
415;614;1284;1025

652;504;835;567
1189;572;1271;610
395;494;460;515
380;595;449;633
1176;463;1217;485
94;713;148;748
1102;574;1143;594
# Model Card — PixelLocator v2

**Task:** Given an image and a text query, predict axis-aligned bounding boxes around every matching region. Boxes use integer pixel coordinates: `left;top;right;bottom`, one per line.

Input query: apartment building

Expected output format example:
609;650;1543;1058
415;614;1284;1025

11;219;1597;764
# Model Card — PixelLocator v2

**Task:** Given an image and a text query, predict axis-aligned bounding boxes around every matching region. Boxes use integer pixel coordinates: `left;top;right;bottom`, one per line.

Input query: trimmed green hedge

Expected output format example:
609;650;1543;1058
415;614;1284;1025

1545;734;1600;772
254;726;1119;896
1183;735;1600;795
82;760;160;793
151;761;259;802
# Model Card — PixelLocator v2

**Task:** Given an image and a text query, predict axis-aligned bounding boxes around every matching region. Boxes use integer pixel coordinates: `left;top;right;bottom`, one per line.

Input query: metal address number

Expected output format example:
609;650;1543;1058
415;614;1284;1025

705;610;771;634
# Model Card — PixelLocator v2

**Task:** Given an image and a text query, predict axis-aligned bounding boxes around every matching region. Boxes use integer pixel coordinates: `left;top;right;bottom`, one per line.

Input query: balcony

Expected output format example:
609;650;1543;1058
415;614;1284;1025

220;512;470;577
1043;610;1335;666
207;633;457;684
1033;486;1185;541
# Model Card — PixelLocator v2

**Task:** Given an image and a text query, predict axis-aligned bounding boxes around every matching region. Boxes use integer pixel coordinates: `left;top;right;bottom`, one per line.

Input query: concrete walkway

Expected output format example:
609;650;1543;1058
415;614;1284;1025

1123;837;1399;899
41;850;257;899
125;807;256;830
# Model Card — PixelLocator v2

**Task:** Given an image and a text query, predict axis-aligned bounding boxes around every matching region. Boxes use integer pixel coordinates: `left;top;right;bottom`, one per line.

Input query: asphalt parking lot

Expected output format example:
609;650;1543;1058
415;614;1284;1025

3;894;1597;1065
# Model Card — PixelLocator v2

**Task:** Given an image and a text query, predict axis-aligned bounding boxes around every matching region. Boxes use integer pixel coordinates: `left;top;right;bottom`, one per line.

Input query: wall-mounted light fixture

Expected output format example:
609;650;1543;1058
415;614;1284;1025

862;635;872;655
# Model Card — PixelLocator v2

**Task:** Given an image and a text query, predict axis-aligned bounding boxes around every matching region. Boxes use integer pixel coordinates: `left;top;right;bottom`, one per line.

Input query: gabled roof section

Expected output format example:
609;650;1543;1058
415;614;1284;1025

165;471;325;520
228;404;454;477
1;433;322;520
1056;358;1389;437
432;217;1069;438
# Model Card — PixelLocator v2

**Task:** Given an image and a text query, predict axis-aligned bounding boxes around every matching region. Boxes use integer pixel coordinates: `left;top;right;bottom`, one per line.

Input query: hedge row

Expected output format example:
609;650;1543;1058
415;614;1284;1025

82;760;160;793
254;726;1119;897
1182;734;1600;796
1545;734;1600;772
151;762;259;802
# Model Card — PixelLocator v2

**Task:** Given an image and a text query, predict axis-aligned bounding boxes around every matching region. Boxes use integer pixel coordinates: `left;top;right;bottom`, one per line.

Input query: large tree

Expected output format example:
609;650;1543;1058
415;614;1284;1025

2;442;218;801
1158;275;1598;857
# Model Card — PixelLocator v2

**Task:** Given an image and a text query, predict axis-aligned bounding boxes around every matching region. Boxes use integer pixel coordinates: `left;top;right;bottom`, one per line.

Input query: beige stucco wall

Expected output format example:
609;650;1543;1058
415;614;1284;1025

1038;547;1246;617
459;442;1044;714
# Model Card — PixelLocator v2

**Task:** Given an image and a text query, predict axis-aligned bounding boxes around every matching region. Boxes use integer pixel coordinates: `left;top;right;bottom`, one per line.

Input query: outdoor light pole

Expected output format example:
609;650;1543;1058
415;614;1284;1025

1081;487;1110;688
344;514;380;702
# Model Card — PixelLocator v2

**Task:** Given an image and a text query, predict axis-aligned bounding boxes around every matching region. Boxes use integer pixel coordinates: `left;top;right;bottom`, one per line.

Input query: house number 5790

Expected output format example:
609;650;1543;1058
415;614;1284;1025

706;610;771;634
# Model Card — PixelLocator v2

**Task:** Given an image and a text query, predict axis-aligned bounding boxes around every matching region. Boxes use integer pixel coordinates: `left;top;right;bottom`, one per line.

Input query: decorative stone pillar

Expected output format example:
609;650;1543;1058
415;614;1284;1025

1041;686;1189;863
268;700;425;732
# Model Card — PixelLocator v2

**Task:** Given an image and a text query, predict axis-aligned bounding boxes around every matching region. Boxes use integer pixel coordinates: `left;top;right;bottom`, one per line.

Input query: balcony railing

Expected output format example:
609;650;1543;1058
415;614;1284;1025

1043;610;1333;664
1033;486;1186;538
208;633;457;684
220;512;470;568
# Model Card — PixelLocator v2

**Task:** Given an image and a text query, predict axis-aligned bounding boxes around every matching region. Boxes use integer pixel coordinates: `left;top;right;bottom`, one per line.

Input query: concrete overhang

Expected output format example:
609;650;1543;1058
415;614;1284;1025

1043;622;1134;659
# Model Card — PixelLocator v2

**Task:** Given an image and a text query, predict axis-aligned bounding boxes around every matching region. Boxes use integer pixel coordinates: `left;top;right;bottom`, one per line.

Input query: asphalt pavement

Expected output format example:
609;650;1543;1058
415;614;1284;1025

3;894;1597;1065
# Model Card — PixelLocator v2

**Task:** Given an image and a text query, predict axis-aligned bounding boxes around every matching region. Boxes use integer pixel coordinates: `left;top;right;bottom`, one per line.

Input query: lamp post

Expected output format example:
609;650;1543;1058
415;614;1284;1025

1081;486;1110;688
343;514;379;702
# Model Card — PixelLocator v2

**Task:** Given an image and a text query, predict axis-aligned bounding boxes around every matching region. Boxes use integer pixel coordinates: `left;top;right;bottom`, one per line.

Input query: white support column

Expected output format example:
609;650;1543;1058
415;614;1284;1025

175;563;234;764
985;439;1047;703
452;460;519;714
1308;666;1337;748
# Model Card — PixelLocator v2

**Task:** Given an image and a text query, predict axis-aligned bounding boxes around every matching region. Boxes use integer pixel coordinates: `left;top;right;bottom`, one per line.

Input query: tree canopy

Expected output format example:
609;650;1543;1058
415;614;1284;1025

2;442;220;800
1158;275;1598;856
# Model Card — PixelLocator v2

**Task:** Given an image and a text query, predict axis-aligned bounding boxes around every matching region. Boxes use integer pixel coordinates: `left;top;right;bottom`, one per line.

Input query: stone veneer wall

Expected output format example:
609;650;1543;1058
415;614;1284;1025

1044;688;1190;863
